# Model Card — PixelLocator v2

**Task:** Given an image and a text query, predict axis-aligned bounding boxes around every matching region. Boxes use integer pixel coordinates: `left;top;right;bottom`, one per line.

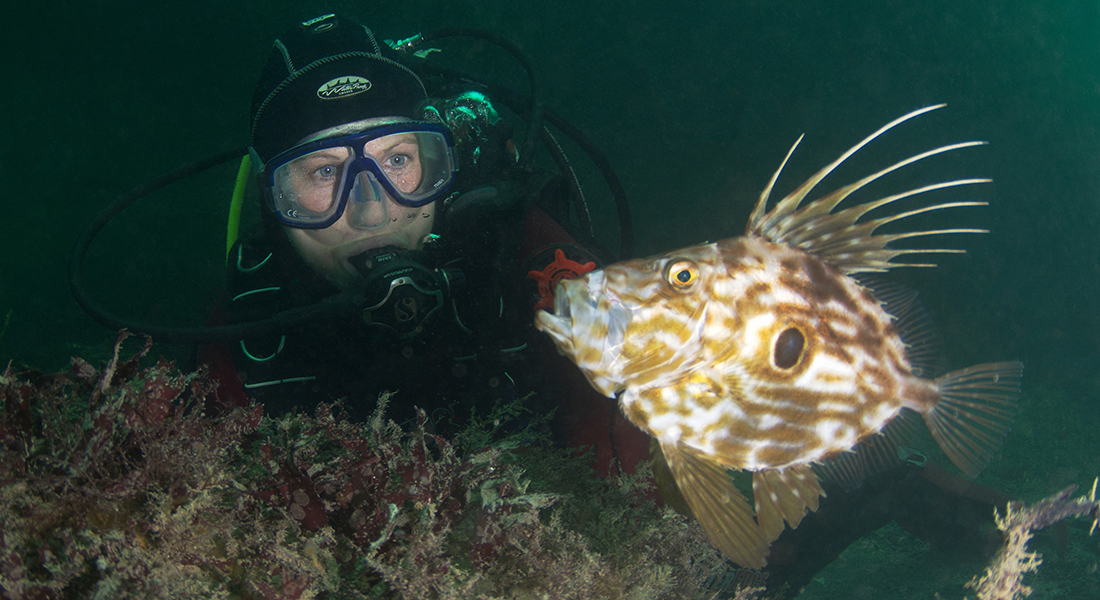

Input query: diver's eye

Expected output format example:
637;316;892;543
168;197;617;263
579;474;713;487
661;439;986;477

664;259;700;292
773;328;805;369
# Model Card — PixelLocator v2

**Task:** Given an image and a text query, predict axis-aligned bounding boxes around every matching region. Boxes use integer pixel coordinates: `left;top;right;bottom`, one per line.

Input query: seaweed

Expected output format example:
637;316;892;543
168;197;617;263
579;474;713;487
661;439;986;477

5;333;1100;599
0;333;744;599
966;480;1100;600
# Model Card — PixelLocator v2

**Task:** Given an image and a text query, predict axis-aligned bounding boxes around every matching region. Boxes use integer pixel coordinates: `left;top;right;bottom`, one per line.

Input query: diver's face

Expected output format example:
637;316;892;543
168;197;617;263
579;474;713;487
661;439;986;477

285;131;436;290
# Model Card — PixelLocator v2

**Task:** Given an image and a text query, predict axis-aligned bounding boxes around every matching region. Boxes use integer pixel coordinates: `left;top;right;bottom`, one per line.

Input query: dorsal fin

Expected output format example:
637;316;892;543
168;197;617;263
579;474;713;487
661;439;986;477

855;274;945;378
747;105;989;274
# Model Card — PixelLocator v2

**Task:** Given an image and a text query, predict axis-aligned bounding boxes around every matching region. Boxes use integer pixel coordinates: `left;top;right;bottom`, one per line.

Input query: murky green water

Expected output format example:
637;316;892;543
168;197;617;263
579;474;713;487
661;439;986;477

3;1;1097;597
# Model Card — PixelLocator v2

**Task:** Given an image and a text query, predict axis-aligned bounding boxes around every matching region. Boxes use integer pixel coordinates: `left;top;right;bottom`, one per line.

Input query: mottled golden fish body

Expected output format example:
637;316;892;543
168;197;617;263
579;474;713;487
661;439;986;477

536;105;1022;569
560;235;936;470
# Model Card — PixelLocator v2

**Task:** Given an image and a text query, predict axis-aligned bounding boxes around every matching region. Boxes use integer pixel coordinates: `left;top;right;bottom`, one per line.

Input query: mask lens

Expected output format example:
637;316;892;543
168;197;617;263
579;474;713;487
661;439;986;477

364;130;455;206
270;146;353;225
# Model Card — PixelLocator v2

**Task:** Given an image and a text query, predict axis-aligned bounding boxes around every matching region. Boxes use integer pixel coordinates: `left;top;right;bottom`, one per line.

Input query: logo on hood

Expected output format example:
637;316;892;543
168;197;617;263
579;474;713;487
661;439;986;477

317;76;372;100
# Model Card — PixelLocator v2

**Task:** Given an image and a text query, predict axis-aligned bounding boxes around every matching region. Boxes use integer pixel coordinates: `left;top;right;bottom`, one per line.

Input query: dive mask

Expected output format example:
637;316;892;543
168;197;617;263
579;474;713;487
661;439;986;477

260;122;458;229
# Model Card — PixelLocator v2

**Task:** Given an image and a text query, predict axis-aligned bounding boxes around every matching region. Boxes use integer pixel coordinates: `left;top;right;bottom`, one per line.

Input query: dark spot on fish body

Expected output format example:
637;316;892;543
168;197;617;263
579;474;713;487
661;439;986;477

729;305;819;381
773;328;805;369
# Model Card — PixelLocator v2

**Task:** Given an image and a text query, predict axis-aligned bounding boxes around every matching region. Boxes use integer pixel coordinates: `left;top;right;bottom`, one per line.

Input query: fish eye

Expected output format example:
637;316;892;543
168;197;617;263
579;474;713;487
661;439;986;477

773;328;805;369
664;259;700;292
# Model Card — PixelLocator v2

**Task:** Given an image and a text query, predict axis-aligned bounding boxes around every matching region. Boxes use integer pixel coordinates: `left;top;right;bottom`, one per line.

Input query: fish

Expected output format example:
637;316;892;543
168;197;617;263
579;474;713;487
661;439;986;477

535;105;1023;569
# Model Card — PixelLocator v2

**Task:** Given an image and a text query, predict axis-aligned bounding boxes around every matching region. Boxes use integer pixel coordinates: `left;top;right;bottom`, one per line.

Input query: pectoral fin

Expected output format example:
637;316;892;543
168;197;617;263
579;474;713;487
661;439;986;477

661;441;770;569
650;439;692;517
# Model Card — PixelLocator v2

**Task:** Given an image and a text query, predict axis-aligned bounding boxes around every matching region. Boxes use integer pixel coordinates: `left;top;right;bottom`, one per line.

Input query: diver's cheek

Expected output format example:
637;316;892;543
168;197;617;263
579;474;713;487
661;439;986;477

404;206;435;248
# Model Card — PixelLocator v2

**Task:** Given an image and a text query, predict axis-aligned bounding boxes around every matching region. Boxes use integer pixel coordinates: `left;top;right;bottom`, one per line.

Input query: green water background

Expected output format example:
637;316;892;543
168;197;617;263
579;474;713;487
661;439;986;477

2;0;1098;597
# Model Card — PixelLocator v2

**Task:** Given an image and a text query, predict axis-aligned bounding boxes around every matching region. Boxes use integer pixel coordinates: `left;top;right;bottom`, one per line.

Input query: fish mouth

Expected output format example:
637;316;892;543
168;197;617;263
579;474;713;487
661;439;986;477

534;273;630;360
534;276;598;357
533;272;634;397
553;283;573;320
534;289;577;354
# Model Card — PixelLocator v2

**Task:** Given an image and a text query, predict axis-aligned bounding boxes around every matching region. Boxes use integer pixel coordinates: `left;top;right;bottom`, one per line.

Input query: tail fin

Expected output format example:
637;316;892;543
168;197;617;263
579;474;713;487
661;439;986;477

925;361;1023;477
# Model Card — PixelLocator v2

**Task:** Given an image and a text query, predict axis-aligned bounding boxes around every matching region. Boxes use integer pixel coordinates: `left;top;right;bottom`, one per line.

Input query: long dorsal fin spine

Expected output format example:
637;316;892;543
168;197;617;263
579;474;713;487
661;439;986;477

785;190;989;249
749;104;948;236
746;105;994;273
748;134;804;233
773;144;990;244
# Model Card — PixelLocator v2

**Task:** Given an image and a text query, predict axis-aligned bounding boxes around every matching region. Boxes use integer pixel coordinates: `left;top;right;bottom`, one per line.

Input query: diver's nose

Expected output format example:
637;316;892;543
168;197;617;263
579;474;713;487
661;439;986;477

346;172;390;230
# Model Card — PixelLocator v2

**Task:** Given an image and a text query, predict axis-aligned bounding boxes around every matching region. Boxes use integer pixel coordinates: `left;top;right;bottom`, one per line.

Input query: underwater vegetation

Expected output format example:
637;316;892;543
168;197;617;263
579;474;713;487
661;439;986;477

966;481;1100;600
0;331;1096;599
0;332;742;599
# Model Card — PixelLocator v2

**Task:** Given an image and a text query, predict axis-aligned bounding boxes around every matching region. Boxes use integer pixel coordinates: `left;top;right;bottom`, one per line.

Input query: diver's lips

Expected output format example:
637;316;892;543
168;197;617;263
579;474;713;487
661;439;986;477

338;235;408;261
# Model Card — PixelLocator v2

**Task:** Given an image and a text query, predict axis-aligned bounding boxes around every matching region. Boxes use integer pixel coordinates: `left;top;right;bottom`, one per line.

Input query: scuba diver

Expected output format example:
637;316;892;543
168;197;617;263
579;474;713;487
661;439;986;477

69;12;1014;597
68;11;644;468
194;12;630;440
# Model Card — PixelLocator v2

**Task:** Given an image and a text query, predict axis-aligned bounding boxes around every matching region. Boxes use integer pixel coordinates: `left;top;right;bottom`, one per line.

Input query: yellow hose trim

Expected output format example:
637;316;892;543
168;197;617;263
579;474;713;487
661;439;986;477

226;154;251;263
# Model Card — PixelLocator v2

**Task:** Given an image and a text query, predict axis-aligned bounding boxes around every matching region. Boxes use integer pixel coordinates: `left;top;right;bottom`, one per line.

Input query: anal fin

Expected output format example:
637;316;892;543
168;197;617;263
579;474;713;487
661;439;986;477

661;441;770;569
752;465;826;542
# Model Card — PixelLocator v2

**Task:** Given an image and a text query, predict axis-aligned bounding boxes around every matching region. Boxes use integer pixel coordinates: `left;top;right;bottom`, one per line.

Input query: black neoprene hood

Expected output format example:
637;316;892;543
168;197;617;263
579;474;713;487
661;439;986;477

249;13;427;164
